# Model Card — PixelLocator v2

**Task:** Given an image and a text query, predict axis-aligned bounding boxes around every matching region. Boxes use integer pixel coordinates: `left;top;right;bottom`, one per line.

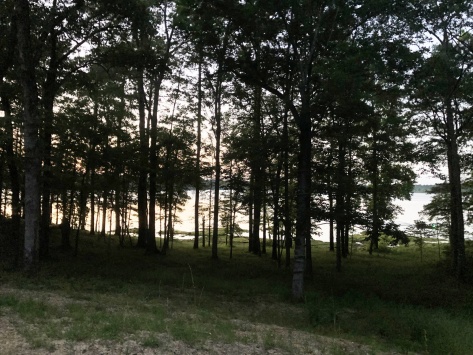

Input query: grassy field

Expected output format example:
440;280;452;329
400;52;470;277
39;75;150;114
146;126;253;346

1;230;473;354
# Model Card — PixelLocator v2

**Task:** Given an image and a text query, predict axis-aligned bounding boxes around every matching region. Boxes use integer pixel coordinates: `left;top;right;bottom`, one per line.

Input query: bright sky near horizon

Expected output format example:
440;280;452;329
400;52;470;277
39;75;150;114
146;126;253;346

415;165;446;185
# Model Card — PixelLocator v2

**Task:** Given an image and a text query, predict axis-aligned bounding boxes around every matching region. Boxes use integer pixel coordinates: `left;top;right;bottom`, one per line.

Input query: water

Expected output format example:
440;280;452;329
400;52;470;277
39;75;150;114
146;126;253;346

174;191;435;242
394;193;433;228
75;190;472;241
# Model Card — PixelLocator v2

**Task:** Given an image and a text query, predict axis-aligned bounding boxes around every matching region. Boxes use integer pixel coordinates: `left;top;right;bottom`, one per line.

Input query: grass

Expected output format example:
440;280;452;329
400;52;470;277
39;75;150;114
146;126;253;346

0;229;473;354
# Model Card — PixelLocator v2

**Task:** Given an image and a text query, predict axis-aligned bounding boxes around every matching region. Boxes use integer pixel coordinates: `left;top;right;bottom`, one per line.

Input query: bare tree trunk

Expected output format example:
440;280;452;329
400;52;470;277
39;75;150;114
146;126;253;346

1;91;21;266
292;113;311;299
251;85;263;256
212;85;221;259
335;137;345;271
194;48;203;249
136;68;148;248
101;192;107;239
445;98;466;279
89;171;96;235
271;158;283;260
283;108;292;268
147;75;160;254
16;0;41;273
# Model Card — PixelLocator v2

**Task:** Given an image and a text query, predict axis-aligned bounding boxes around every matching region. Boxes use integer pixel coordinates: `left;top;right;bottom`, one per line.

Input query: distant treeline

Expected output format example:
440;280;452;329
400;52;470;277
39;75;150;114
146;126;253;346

413;185;434;193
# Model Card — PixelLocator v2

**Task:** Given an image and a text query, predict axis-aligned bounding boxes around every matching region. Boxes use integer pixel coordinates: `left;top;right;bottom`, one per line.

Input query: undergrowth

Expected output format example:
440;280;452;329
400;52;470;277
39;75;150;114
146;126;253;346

0;229;472;354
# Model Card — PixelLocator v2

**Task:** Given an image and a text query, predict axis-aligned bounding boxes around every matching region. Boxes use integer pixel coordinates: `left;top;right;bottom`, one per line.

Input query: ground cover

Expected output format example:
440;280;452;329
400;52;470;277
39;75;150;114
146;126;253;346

0;231;472;354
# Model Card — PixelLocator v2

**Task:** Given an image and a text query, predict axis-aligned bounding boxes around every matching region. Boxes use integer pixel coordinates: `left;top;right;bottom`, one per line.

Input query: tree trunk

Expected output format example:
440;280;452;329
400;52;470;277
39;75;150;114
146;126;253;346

147;74;162;254
212;77;222;260
194;48;203;249
208;173;212;247
39;0;61;261
89;169;96;235
335;136;345;270
74;170;88;256
445;98;466;279
148;8;172;253
328;138;335;252
101;192;107;238
202;215;205;247
284;109;292;268
251;86;263;256
136;69;148;248
114;188;121;236
16;0;41;273
370;168;379;254
271;158;283;260
328;188;334;252
1;92;21;266
262;200;267;254
247;177;254;250
0;7;19;243
291;106;312;300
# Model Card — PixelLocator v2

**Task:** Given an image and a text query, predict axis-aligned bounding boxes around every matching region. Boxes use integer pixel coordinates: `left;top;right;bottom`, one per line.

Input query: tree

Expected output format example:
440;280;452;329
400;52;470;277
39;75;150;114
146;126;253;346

409;0;473;278
15;0;41;272
221;0;347;300
0;0;22;266
146;1;177;254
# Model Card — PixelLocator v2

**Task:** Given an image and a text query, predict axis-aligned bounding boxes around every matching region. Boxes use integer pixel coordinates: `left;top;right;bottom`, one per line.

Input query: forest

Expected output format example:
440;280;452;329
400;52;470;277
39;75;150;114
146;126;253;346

0;0;473;354
1;0;473;353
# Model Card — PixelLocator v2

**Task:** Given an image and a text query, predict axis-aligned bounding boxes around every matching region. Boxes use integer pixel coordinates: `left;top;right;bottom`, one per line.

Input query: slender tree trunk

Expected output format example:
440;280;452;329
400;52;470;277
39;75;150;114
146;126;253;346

212;79;222;259
336;225;342;272
328;140;335;252
16;0;41;272
343;143;354;257
445;98;466;279
229;171;234;258
74;170;89;256
280;106;293;267
248;178;254;252
114;103;123;237
329;188;334;252
136;69;148;248
271;158;283;260
262;200;267;254
89;170;96;235
292;104;312;299
335;136;345;270
208;172;212;247
114;188;121;236
88;102;98;235
211;27;230;259
40;102;53;258
194;48;203;249
164;185;175;252
251;85;263;256
1;92;21;266
370;151;379;255
202;215;205;247
101;192;107;238
147;74;162;254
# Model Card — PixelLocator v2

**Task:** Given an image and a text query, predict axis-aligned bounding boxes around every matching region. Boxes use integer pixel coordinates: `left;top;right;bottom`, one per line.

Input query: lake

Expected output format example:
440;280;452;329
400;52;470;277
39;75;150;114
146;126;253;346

173;191;436;242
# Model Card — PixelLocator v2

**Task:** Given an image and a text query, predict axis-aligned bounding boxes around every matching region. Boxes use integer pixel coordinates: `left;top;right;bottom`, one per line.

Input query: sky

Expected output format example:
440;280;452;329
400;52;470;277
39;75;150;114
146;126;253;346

414;164;445;185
